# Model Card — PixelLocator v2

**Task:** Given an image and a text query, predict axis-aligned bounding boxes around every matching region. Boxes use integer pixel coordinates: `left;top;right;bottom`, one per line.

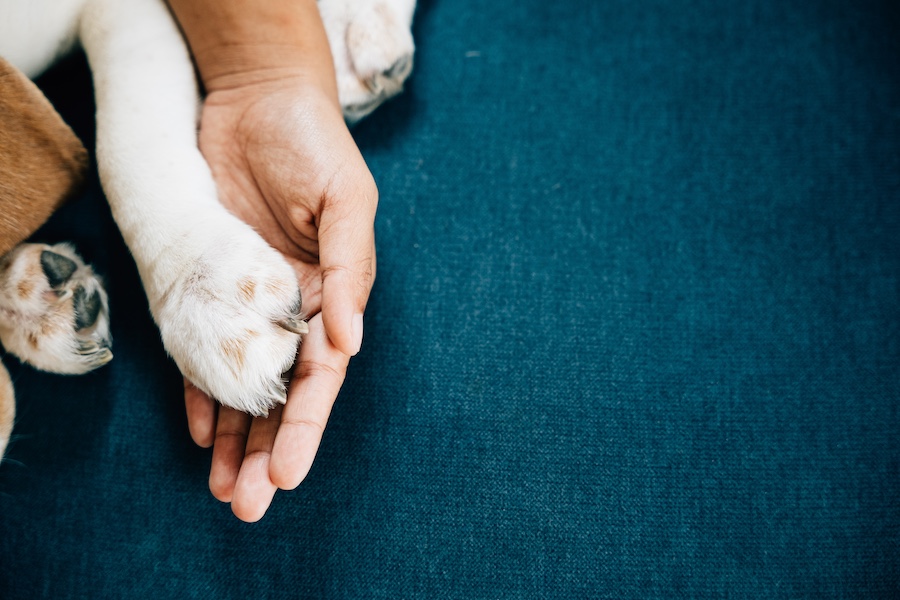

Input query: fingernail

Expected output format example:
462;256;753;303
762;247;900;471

351;313;364;354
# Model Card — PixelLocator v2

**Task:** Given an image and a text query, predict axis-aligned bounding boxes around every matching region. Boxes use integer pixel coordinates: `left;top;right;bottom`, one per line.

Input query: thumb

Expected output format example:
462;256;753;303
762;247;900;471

317;185;377;356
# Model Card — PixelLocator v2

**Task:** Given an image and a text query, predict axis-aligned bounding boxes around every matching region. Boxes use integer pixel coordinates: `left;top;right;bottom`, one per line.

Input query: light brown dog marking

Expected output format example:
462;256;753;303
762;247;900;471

237;277;256;303
221;337;248;376
0;57;88;256
17;279;33;298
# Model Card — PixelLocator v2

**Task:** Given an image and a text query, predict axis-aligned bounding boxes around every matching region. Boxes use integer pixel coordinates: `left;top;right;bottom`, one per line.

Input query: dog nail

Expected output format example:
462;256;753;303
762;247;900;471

77;342;98;354
277;317;309;335
90;348;113;366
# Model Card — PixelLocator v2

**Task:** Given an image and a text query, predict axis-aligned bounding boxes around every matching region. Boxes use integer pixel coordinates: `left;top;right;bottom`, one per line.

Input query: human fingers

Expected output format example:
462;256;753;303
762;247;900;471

230;406;282;523
317;173;377;356
184;378;216;448
209;406;252;503
270;314;349;490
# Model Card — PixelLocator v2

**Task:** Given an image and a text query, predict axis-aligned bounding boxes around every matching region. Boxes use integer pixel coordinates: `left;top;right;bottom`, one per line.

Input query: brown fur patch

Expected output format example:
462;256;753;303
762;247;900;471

17;279;33;298
221;337;248;376
0;56;88;256
27;332;39;350
237;277;256;303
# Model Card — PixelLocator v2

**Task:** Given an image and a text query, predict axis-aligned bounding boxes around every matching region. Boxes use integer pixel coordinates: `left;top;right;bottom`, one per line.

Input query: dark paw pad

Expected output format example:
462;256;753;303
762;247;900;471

73;286;102;330
40;250;78;287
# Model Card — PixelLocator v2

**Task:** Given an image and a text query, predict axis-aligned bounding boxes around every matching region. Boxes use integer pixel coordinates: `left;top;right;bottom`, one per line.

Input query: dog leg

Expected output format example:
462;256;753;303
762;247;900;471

79;0;304;416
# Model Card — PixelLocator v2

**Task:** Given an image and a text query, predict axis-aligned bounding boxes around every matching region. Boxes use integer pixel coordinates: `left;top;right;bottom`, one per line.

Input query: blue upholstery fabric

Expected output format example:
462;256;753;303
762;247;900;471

1;0;898;597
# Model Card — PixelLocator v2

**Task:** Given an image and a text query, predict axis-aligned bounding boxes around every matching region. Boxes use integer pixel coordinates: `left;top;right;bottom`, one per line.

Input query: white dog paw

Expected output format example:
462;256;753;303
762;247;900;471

322;0;416;122
150;224;307;417
0;243;112;374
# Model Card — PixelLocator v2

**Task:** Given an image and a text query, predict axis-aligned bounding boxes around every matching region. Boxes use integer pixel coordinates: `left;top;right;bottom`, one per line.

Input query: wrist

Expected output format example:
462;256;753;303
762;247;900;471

167;0;339;99
203;73;343;124
196;47;338;101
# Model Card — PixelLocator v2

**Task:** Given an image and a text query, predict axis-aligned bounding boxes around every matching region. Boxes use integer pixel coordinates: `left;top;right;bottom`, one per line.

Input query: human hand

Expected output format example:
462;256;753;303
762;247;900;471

184;78;377;522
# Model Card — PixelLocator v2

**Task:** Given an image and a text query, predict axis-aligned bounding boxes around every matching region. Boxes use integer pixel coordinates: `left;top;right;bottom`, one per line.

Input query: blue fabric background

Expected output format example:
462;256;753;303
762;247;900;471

1;0;898;597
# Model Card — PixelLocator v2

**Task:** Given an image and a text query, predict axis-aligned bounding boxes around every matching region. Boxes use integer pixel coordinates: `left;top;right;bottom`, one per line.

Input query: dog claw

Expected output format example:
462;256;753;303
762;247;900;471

78;342;96;354
78;342;113;365
78;344;112;366
90;348;113;366
277;317;309;335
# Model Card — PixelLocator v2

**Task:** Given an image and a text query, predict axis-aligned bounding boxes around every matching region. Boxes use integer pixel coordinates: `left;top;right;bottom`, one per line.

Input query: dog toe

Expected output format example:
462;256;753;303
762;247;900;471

40;250;77;287
73;286;103;330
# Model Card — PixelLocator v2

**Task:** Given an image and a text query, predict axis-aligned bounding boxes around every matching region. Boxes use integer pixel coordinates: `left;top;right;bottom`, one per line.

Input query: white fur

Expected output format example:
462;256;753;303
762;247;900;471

0;0;415;417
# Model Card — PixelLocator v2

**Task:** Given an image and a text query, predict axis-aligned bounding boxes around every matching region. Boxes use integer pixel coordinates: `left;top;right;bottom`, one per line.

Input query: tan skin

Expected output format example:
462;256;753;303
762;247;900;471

167;0;377;522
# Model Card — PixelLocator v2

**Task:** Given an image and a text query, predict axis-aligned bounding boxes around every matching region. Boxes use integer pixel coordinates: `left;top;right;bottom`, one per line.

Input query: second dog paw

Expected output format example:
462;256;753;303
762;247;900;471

322;0;416;122
0;243;112;374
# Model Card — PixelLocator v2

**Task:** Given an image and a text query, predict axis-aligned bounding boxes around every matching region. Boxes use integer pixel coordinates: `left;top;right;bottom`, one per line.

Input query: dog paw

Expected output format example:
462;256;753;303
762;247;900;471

0;243;112;374
148;221;307;417
321;0;416;122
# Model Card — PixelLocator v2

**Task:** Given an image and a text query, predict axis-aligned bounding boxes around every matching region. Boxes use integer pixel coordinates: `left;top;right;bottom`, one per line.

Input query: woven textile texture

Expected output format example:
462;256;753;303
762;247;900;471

1;0;898;597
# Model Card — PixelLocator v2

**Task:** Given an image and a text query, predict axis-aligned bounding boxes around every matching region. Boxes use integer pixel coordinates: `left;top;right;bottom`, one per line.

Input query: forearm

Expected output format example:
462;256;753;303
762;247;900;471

165;0;338;101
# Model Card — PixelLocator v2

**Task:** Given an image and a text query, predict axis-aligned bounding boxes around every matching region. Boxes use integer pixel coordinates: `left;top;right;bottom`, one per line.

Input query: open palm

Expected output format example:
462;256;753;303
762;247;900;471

183;80;377;522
